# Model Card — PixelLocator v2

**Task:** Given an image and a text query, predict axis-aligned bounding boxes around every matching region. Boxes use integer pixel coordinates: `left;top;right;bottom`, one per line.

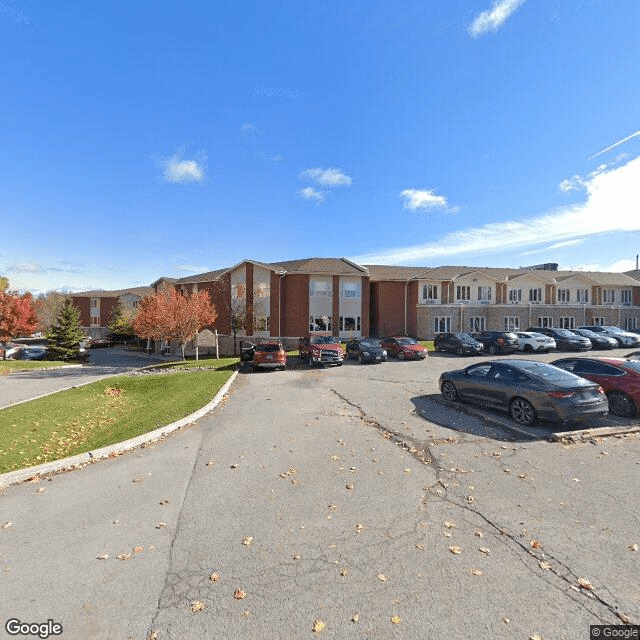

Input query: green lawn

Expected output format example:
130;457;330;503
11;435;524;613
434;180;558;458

420;340;435;352
0;357;239;475
0;360;74;374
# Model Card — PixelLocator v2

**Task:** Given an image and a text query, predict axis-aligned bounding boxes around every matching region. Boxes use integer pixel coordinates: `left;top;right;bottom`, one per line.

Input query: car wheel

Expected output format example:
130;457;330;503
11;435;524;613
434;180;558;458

455;347;464;356
523;344;534;353
358;353;364;364
441;380;459;403
509;397;536;426
488;344;498;355
607;391;635;418
397;351;405;360
434;342;441;352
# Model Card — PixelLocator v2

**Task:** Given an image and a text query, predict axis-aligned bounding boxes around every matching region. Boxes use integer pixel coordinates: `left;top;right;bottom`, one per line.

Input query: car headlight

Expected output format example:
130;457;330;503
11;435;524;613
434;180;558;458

363;351;370;356
382;350;387;356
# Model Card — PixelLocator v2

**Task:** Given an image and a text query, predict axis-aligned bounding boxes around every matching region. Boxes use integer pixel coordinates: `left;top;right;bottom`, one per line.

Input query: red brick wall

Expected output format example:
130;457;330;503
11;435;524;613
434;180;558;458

361;276;370;336
332;276;340;337
370;281;406;337
72;297;90;327
101;298;118;326
407;281;418;337
246;263;254;333
270;272;281;336
282;274;309;337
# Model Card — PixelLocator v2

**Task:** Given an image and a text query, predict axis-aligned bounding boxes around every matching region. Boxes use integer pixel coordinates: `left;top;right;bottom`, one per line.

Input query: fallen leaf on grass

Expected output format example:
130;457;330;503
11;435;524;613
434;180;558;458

312;619;325;634
449;546;462;555
242;536;253;546
391;615;402;625
190;601;205;612
234;589;247;600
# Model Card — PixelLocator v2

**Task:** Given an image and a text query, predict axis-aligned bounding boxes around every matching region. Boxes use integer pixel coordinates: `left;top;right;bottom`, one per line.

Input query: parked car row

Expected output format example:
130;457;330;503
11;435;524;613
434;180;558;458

0;342;50;360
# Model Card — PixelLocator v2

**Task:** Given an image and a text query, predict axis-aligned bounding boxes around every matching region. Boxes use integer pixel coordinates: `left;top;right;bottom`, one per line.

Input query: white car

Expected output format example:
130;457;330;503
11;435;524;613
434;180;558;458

515;332;556;353
578;325;640;348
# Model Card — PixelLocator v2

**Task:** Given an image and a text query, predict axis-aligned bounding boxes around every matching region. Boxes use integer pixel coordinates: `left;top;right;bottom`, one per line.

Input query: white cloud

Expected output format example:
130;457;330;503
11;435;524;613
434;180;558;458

8;262;43;273
353;154;640;264
559;175;587;193
520;238;586;256
469;0;525;37
240;123;260;137
299;187;325;203
300;167;352;187
559;259;636;273
162;151;206;183
400;188;449;212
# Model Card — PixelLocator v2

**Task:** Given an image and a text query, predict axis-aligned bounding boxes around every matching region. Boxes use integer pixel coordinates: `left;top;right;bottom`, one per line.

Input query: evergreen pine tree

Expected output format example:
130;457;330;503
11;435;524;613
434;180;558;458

47;297;85;360
107;301;134;342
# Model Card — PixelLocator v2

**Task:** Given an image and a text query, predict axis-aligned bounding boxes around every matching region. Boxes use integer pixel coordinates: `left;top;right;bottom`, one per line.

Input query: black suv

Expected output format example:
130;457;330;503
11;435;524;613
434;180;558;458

434;332;483;356
525;327;591;351
345;338;387;364
470;331;519;355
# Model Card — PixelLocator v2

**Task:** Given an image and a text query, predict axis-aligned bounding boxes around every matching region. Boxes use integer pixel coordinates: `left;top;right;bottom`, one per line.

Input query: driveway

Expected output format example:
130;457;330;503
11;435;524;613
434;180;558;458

0;355;639;639
0;348;165;409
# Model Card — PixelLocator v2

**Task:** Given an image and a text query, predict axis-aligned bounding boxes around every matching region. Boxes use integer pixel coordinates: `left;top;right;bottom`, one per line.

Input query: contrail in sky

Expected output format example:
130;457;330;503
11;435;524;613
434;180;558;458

589;130;640;160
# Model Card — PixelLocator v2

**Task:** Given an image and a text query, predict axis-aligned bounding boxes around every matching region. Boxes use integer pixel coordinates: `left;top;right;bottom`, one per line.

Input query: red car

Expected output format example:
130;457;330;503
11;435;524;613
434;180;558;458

380;336;427;360
252;342;287;372
551;356;640;418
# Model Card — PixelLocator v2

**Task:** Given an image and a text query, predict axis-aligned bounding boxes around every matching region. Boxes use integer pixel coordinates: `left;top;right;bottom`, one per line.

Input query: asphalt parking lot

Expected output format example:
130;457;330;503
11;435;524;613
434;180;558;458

1;347;639;639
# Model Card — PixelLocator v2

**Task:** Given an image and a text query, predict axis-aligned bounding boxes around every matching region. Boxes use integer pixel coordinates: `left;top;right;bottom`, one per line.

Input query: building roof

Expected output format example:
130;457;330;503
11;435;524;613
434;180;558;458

270;257;368;275
365;265;436;281
173;268;228;284
71;286;154;298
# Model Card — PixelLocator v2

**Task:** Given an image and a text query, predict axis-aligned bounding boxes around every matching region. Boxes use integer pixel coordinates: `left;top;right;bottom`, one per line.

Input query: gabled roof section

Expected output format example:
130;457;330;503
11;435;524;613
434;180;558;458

625;269;640;284
450;269;502;283
150;277;177;288
554;273;598;285
72;286;154;298
174;268;229;285
271;257;368;276
507;271;555;284
365;265;435;281
553;270;640;287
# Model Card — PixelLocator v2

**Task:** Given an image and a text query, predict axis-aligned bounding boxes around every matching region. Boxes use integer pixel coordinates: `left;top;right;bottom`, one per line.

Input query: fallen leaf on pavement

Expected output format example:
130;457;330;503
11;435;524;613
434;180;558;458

351;613;359;623
242;536;253;546
1;522;12;529
539;561;551;570
132;478;142;483
355;524;364;533
391;615;402;624
312;619;325;634
629;544;638;552
97;554;109;560
530;540;541;549
133;546;144;553
190;601;205;612
475;531;484;538
479;548;491;555
159;499;169;505
449;546;462;555
577;578;593;590
117;553;131;561
36;487;46;493
377;573;387;581
156;523;166;529
470;568;482;576
340;568;348;576
502;617;510;624
234;589;247;600
444;521;455;529
209;573;220;582
206;460;215;467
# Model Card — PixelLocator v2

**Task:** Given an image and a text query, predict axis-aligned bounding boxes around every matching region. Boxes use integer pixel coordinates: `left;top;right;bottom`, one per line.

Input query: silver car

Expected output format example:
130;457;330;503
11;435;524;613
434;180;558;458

515;332;556;353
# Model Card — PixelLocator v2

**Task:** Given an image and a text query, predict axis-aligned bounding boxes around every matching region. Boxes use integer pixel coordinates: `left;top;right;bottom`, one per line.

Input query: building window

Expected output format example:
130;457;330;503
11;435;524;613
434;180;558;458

339;316;360;332
602;289;615;304
576;289;588;303
422;284;438;301
624;318;637;330
255;317;270;332
133;300;139;308
621;289;632;304
434;316;451;333
310;315;332;332
557;289;570;303
456;286;471;301
559;317;575;329
508;288;522;303
469;317;486;332
254;282;270;297
504;316;520;332
91;298;99;308
90;316;100;326
478;286;492;301
341;282;361;298
593;317;606;326
529;288;543;303
537;317;553;328
310;280;332;297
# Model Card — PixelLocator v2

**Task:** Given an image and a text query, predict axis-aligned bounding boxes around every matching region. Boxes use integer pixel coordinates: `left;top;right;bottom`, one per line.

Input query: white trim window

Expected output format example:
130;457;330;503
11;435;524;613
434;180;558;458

504;316;520;332
91;298;99;308
434;316;451;333
309;280;332;297
593;317;606;326
537;316;553;328
559;317;575;329
421;284;438;302
529;288;543;303
255;317;270;332
508;288;522;303
621;289;632;304
624;318;637;330
557;289;570;303
310;315;332;332
576;289;589;303
90;316;100;326
602;289;615;304
339;316;360;332
469;317;486;332
478;286;492;302
456;285;471;301
341;282;361;298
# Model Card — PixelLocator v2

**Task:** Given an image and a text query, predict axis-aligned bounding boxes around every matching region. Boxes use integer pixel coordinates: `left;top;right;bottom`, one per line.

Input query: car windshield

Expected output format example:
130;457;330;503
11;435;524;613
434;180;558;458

622;361;640;373
605;327;625;334
455;332;475;341
518;361;585;383
255;344;282;352
395;337;416;345
315;336;339;344
359;339;381;348
554;329;576;337
576;329;596;337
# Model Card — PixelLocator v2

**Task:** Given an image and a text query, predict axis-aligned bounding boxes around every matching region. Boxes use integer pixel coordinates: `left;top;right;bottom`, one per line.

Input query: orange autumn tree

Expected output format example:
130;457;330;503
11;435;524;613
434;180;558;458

133;288;217;360
0;289;38;347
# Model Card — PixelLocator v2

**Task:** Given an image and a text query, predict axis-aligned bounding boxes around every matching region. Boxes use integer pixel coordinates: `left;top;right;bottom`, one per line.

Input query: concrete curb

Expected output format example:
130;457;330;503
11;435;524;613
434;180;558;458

0;369;239;489
550;424;640;443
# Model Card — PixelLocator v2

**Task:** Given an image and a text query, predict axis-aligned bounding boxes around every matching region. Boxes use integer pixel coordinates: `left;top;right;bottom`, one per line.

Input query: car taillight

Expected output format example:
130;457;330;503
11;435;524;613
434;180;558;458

547;390;575;399
597;386;604;394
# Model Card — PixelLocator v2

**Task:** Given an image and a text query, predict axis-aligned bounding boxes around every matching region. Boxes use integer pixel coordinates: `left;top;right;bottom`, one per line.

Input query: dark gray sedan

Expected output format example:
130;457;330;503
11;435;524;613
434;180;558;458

439;359;608;426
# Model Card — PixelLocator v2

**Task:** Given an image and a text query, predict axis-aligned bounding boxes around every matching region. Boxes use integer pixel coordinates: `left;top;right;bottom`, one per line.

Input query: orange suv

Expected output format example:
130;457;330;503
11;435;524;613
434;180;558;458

252;342;287;372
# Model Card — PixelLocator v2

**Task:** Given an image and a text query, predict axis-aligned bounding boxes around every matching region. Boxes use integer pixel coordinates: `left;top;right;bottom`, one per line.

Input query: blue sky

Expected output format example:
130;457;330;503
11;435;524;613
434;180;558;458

2;0;640;293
